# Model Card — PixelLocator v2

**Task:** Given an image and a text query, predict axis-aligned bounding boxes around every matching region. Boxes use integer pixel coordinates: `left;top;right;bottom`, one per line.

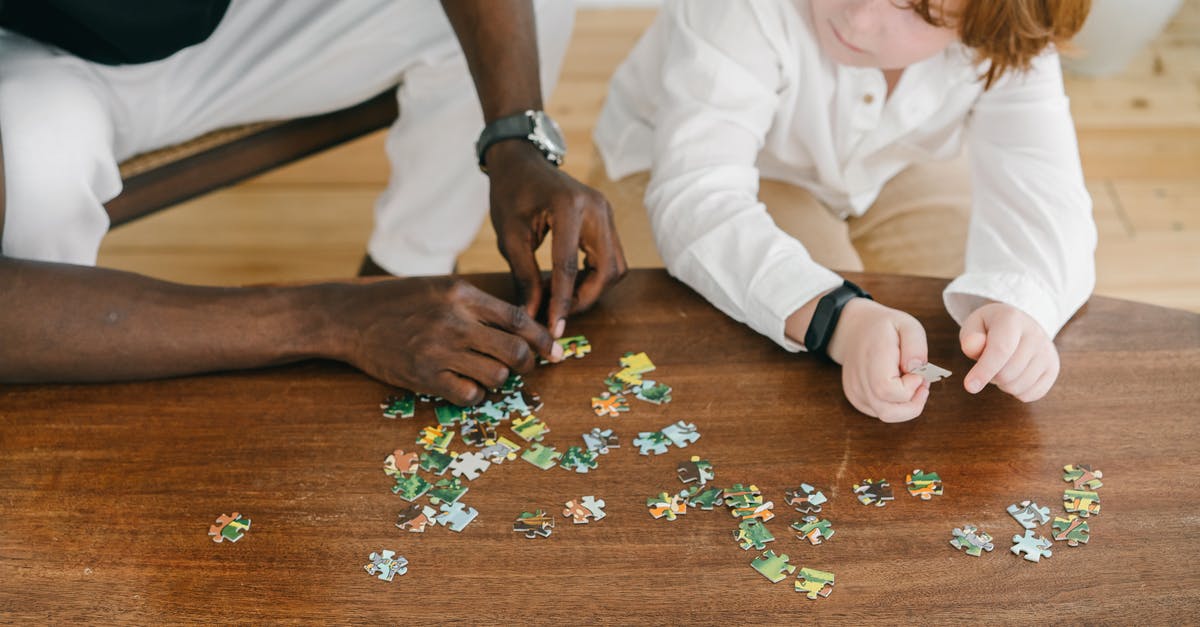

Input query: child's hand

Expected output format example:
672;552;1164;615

959;303;1060;402
827;299;930;423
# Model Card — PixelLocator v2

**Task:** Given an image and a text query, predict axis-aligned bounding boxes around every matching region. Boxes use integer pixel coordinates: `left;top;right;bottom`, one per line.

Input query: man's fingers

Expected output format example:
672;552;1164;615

500;231;544;318
470;324;538;374
546;198;584;337
433;371;487;407
471;291;559;363
571;202;627;314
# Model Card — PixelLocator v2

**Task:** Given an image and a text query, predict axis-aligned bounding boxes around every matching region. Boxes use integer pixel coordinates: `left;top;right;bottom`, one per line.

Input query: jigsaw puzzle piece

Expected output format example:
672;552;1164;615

676;456;715;485
521;444;563;470
364;550;407;582
1006;500;1052;529
436;502;478;532
380;392;415;419
791;516;835;545
680;485;724;510
852;478;894;507
950;524;995;557
751;550;796;583
383;449;420;478
391;474;432;502
418;450;456;475
734;519;776;551
563;496;607;524
478;436;521;464
1063;489;1101;517
660;420;700;448
795;568;835;599
582;427;619;454
1051;514;1090;547
905;469;943;500
513;509;555;538
448;451;492;481
591;392;630;418
1062;464;1104;490
395;503;440;533
633;380;672;405
647;491;687;521
558;446;600;474
511;415;550;442
632;431;672;456
784;483;827;514
1011;530;1053;562
208;512;251;543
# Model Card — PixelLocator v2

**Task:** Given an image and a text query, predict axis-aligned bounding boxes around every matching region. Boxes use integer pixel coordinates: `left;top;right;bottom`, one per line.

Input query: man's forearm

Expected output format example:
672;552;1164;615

440;0;543;122
0;258;341;382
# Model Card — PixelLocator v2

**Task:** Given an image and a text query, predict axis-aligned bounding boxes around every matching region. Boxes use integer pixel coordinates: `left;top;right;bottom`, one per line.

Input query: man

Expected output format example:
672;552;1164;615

0;0;627;406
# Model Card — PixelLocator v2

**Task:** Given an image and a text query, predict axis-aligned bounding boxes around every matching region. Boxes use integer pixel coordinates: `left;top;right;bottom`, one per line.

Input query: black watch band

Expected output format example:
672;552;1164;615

476;113;533;170
803;279;873;361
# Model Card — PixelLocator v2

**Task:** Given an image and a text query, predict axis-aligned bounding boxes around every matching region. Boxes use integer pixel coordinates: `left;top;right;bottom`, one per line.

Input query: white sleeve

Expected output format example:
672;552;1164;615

644;1;842;352
946;51;1097;337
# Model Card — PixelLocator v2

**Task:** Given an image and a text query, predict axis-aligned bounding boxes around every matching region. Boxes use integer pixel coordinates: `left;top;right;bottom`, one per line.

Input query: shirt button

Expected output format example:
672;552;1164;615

863;93;875;105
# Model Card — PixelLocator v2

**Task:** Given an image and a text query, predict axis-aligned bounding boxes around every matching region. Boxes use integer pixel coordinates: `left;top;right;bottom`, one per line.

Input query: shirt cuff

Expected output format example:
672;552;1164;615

749;254;843;352
943;271;1065;338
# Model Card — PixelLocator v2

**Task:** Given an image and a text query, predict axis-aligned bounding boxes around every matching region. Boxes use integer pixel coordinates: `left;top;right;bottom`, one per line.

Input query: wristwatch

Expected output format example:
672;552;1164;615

803;279;873;361
475;110;566;173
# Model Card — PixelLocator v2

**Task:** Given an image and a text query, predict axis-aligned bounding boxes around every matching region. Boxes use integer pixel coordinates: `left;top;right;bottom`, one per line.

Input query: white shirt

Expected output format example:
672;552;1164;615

593;0;1096;351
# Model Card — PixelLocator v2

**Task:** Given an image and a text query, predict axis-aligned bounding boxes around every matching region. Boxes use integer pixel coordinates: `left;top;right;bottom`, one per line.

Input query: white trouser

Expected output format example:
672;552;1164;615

0;0;574;275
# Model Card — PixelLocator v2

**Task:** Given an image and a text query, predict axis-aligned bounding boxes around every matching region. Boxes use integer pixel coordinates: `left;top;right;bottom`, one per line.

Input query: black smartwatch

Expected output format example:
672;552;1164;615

475;110;566;173
803;279;872;361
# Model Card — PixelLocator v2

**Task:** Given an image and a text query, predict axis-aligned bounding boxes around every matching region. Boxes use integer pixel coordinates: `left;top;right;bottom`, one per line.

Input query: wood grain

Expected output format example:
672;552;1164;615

1;270;1197;623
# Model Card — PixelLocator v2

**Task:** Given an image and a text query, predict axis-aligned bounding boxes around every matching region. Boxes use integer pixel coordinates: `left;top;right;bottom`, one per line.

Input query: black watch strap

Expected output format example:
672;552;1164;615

475;112;534;171
803;279;873;361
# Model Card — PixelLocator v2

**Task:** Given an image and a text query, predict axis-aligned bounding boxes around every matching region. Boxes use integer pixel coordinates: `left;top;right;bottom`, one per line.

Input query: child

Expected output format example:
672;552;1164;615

591;0;1095;421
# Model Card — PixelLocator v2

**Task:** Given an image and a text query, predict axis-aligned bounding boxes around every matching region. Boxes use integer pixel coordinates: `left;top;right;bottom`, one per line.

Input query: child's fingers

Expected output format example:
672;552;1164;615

959;312;988;360
1018;361;1059;403
873;384;929;423
993;338;1037;390
964;323;1020;394
895;316;929;374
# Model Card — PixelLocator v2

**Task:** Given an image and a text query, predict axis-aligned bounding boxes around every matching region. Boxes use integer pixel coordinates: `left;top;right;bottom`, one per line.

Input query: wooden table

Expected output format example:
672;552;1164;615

2;269;1197;623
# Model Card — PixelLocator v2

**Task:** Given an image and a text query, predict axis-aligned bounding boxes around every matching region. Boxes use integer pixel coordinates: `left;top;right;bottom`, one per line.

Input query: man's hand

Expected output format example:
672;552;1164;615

826;298;931;422
332;276;563;406
960;302;1060;402
486;140;626;336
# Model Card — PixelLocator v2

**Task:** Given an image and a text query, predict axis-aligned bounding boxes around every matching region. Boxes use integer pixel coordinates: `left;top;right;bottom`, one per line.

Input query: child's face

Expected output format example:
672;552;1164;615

809;0;960;70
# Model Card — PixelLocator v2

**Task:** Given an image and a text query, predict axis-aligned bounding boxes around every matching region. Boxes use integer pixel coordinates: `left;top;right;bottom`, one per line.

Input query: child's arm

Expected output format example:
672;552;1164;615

642;2;929;421
643;1;843;350
948;51;1096;400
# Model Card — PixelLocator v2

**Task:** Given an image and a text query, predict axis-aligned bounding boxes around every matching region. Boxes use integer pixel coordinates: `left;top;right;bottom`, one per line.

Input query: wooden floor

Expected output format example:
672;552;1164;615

98;6;1200;312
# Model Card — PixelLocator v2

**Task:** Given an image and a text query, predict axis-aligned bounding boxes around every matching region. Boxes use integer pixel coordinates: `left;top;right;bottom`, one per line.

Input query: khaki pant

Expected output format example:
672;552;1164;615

588;152;971;278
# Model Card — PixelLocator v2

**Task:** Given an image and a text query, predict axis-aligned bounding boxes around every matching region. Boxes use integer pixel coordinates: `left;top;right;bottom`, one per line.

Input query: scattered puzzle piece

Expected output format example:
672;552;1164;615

1007;500;1052;529
416;425;454;453
734;519;776;550
460;419;498;448
418;450;456;475
724;484;763;510
795;568;835;599
1051;514;1090;547
1011;530;1053;562
950;524;995;557
563;496;607;524
905;469;943;500
511;415;550;442
660;420;700;448
473;400;509;424
732;501;775;523
436;502;478;532
428;477;469;505
208;512;250;543
434;404;466;427
364;550;407;582
591;392;630;418
391;473;432;502
521;444;563;470
502;392;540;417
633;380;672;405
448;451;492;481
853;478;894;507
792;516;835;545
499;374;525;394
395;503;439;533
632;430;672;456
1063;489;1101;517
619;351;656;375
582;427;619;454
559;446;600;474
680;485;724;510
478;436;521;463
380;393;415;419
751;550;797;583
514;509;555;539
383;449;420;478
647;491;688;521
1063;464;1104;491
676;456;714;485
785;484;827;514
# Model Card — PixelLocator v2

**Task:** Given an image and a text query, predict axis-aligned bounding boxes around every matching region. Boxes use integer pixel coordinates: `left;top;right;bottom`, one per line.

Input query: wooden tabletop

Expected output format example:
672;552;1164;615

2;269;1197;623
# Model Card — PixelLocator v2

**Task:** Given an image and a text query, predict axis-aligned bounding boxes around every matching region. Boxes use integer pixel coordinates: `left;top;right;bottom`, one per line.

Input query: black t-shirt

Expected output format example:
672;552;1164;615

0;0;232;65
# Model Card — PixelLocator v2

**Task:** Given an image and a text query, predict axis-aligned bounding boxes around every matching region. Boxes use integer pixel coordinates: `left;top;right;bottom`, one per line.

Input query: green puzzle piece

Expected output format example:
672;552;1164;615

680;485;724;510
419;450;456;475
521;444;562;470
380;392;415;419
734;519;775;550
427;477;469;506
435;405;466;427
1052;514;1090;546
751;550;796;583
391;474;432;502
795;568;835;599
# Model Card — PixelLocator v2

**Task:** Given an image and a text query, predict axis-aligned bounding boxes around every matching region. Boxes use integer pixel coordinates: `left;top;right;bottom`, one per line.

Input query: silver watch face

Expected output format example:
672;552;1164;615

529;111;566;162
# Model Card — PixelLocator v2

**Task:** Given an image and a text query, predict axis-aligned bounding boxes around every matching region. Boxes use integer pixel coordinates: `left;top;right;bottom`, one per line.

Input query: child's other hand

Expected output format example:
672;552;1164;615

959;303;1060;402
827;299;930;423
